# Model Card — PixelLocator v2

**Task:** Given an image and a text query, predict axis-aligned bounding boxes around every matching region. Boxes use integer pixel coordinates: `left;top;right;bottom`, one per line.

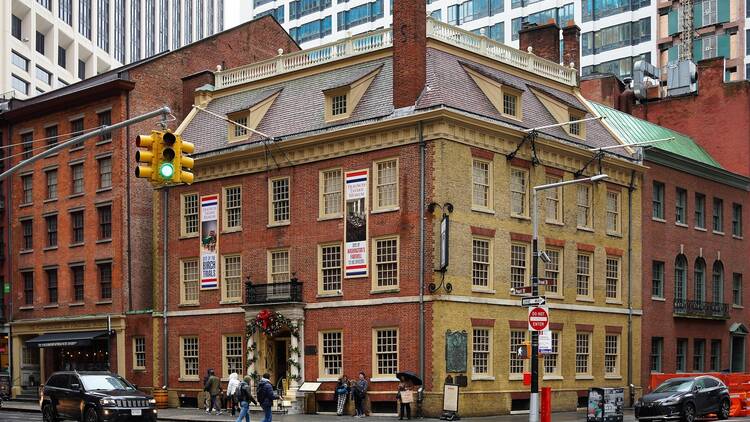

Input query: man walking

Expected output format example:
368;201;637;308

257;373;278;422
204;368;222;415
235;375;259;422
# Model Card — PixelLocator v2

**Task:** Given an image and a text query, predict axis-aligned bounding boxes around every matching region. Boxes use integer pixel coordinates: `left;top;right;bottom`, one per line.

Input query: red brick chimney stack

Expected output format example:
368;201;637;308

518;21;560;64
393;0;427;108
562;23;581;71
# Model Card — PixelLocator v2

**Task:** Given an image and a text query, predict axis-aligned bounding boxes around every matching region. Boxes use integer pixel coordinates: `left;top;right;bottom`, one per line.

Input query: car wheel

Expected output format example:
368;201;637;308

682;402;696;422
718;398;730;420
42;403;58;422
84;407;99;422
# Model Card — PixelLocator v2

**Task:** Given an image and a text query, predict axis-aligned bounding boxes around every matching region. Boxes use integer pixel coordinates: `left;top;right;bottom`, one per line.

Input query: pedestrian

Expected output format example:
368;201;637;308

227;372;241;416
353;371;369;418
257;372;278;422
335;376;350;416
203;369;213;411
235;375;259;422
397;376;413;420
204;368;223;415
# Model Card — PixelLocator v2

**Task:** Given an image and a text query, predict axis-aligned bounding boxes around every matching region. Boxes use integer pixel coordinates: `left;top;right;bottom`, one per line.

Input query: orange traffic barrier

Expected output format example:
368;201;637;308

729;392;744;417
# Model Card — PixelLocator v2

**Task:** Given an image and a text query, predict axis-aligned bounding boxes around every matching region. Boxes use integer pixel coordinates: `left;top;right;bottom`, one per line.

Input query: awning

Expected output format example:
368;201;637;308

26;330;110;348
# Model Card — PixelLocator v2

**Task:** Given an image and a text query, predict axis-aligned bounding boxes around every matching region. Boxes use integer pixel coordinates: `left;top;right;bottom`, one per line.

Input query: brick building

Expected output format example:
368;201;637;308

0;16;297;398
167;1;644;416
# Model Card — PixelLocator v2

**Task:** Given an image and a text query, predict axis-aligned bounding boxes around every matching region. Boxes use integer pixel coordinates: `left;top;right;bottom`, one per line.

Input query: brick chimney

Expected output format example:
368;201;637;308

519;21;560;64
181;70;215;119
393;0;426;108
561;23;580;71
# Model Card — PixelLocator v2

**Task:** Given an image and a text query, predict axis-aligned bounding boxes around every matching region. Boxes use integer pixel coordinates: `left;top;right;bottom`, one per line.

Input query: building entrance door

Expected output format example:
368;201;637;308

274;339;289;390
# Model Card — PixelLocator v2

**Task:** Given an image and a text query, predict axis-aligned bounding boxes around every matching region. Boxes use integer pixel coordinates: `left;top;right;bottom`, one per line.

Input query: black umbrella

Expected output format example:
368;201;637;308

396;371;423;386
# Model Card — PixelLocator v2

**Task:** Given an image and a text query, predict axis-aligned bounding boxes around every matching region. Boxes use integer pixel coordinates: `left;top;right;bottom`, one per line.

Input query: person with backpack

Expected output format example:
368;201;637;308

334;376;350;416
257;373;278;422
235;375;259;422
204;368;223;415
226;373;241;416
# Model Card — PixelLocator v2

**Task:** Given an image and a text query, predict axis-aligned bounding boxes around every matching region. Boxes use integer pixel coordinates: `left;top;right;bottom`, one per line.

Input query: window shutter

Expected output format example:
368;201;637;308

718;34;730;58
668;10;678;35
668;45;678;63
693;38;703;61
693;2;703;28
718;0;730;23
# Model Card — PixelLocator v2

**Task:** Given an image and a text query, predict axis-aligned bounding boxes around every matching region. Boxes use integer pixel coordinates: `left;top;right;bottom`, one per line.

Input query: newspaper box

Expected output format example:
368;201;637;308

587;387;624;422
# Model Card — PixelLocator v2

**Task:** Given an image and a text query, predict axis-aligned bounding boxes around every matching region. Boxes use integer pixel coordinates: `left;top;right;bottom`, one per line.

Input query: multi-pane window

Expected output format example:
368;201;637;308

375;159;398;210
605;335;620;375
22;132;33;160
23;272;34;306
46;170;58;200
223;186;242;230
733;273;743;306
184;0;193;44
472;238;491;289
543;331;560;376
182;194;199;236
675;255;687;301
181;337;199;378
606;190;621;233
22;219;33;250
510;167;528;216
130;0;142;61
332;94;347;116
270;178;290;224
71;163;84;194
472;160;491;209
320;169;342;218
472;328;491;375
12;15;23;40
98;157;112;189
224;335;243;376
134;337;146;369
222;255;242;301
320;244;342;292
172;0;181;50
45;215;57;248
45;125;58;146
509;330;526;374
576;253;592;298
503;92;518;116
321;331;343;376
695;193;706;228
98;205;112;240
98;110;112;142
652;261;664;298
714;198;724;232
675;188;687;224
71;210;84;244
569;113;581;136
22;175;33;204
695;258;706;302
46;268;57;304
99;262;112;299
606;257;620;301
710;340;721;372
577;185;592;228
71;265;84;302
694;339;706;371
97;0;110;51
70;118;84;148
510;243;527;290
374;328;398;376
114;0;125;62
12;75;29;95
650;337;663;372
233;116;248;138
270;250;290;283
375;237;399;288
160;0;168;51
652;182;665;220
544;248;561;295
79;0;92;39
575;332;591;374
12;51;29;71
713;261;724;304
733;203;743;237
145;0;155;55
545;176;562;223
181;259;199;304
676;339;688;372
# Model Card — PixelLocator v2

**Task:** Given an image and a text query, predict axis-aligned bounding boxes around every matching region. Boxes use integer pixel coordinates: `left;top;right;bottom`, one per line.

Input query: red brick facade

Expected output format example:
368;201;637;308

392;0;426;108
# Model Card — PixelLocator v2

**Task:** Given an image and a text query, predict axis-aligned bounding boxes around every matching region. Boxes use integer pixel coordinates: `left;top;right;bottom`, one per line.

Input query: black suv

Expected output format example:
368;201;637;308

40;371;156;422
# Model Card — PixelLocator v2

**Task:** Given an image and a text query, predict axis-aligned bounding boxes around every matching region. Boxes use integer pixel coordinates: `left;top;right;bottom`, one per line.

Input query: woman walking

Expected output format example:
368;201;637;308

335;376;350;416
226;373;241;416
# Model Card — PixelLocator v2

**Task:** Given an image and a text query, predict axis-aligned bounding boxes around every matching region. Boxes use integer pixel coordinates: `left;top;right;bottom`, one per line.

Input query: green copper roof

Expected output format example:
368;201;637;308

589;101;722;169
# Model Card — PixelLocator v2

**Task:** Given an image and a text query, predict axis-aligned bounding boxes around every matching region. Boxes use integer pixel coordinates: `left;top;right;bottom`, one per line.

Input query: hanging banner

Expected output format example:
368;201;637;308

344;170;368;278
200;194;219;290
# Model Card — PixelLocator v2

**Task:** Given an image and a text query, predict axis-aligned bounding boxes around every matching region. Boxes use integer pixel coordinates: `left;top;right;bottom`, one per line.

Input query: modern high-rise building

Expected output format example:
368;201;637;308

249;0;747;80
0;0;225;99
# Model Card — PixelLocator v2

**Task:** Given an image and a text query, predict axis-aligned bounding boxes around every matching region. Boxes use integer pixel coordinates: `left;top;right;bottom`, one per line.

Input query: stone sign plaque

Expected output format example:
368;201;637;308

445;330;467;373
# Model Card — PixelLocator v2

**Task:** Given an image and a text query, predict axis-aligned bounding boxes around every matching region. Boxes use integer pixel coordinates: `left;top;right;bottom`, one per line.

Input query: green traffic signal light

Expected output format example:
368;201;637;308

159;162;175;179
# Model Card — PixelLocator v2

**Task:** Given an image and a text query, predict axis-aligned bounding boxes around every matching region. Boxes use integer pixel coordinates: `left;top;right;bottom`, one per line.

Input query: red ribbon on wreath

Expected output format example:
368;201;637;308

257;309;272;330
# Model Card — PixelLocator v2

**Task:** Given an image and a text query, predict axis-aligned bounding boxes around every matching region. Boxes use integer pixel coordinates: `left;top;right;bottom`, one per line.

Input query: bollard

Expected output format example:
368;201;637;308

540;386;551;422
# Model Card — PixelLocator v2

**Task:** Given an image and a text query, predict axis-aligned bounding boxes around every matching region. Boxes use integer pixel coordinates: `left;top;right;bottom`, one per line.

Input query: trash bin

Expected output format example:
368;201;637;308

587;387;624;422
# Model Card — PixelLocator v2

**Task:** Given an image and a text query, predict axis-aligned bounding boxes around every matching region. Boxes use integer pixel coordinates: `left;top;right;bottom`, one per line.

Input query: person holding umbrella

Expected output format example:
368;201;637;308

395;371;423;420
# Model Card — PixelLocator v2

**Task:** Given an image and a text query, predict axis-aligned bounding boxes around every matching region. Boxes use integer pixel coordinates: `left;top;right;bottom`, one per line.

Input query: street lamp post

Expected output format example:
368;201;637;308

528;174;609;422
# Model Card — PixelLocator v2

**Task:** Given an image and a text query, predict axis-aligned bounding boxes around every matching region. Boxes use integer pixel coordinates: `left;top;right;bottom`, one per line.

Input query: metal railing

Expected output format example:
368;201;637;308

245;280;304;304
673;299;730;319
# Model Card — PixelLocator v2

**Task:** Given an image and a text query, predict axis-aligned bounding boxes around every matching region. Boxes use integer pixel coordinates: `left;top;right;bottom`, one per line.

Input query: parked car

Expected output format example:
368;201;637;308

635;375;730;422
40;371;156;422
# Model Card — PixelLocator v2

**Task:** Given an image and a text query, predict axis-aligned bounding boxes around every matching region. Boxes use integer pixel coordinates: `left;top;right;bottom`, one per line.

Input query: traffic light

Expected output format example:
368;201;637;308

158;131;177;181
174;134;195;184
517;342;530;360
135;131;161;181
135;130;195;185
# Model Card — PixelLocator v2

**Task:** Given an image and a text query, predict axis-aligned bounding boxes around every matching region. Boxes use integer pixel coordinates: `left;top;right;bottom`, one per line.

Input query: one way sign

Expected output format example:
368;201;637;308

521;296;546;307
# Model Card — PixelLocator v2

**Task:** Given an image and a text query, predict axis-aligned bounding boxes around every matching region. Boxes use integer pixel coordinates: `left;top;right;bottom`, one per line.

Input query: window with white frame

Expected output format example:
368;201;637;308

544;248;562;295
606;190;621;234
606;257;621;301
269;249;290;283
374;328;398;376
320;244;342;293
133;337;146;370
577;185;592;228
98;156;112;189
472;328;491;376
374;159;398;210
575;332;591;375
510;243;528;290
577;253;592;298
332;94;347;116
180;259;199;304
181;194;199;236
510;167;528;217
270;178;290;224
223;186;242;230
472;238;491;289
545;175;562;223
224;335;243;377
181;336;199;379
320;169;342;218
509;330;526;375
232;116;248;138
472;159;491;209
222;255;242;302
543;331;560;376
605;334;620;376
321;331;343;377
374;237;399;289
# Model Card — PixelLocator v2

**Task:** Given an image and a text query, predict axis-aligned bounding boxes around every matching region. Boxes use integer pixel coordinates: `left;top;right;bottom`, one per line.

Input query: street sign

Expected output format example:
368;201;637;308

537;278;556;286
521;296;546;307
511;286;532;295
538;330;552;354
528;306;549;331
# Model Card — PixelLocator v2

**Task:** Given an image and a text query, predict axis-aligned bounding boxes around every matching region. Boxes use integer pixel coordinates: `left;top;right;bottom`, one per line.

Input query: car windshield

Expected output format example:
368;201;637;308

654;379;694;393
80;375;135;391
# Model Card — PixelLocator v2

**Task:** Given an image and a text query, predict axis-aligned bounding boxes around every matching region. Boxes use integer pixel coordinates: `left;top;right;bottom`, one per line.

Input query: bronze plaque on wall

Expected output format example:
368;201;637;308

445;330;467;373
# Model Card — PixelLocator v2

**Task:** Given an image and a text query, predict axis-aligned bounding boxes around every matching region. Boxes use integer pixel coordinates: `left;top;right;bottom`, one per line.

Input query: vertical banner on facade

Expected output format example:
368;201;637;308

344;170;368;278
200;194;219;290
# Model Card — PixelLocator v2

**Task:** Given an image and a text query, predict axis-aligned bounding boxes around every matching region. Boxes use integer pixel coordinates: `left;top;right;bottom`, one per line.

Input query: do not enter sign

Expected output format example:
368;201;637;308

528;306;549;331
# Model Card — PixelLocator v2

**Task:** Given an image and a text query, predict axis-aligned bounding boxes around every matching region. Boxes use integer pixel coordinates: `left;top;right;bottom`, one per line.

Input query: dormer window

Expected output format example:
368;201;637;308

503;91;520;118
568;111;585;138
462;63;523;121
234;116;248;138
332;94;347;116
530;86;587;140
226;89;282;143
324;65;382;122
